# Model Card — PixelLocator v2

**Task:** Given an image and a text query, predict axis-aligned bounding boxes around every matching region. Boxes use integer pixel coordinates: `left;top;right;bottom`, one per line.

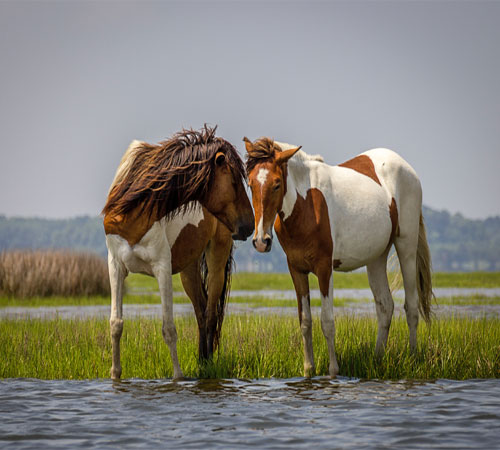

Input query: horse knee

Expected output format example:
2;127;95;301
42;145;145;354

404;302;419;327
162;321;177;346
375;298;394;328
320;317;335;339
110;318;124;339
300;316;312;336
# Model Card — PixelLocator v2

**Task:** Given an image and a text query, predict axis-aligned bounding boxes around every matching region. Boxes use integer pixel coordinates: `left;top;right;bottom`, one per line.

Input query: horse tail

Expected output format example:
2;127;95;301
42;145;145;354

200;244;234;350
416;212;433;323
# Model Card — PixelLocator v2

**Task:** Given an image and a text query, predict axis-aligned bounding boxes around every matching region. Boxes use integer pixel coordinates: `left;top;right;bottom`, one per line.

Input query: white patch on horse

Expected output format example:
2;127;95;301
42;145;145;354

257;217;264;238
256;168;269;186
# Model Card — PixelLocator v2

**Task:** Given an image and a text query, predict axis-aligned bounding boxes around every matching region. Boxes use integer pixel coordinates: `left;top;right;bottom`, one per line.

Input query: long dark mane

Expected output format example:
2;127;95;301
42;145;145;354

244;137;282;175
103;125;245;221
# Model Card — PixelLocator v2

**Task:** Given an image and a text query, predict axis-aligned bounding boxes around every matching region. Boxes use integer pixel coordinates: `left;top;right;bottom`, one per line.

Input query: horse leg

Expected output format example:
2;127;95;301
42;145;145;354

366;250;394;356
204;231;232;357
316;263;339;377
154;255;183;379
394;235;419;352
108;253;126;380
180;260;208;360
289;264;315;377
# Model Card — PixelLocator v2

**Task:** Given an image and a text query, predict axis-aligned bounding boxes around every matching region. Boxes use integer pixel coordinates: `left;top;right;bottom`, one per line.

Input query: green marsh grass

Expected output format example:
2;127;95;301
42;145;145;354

2;315;499;380
3;294;499;309
126;271;500;293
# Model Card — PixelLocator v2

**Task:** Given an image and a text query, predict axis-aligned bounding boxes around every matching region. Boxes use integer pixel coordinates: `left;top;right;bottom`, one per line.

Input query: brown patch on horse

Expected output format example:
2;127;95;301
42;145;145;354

333;259;342;269
103;125;246;237
389;197;400;241
275;188;333;295
339;155;381;186
171;212;217;274
103;206;157;247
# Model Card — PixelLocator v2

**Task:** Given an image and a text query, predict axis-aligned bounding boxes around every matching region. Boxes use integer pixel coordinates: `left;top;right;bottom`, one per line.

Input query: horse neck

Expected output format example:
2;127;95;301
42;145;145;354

280;159;312;221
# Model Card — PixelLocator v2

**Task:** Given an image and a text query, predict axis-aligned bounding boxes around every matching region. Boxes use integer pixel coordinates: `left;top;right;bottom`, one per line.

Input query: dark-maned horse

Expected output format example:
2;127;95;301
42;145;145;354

244;136;432;378
102;126;254;379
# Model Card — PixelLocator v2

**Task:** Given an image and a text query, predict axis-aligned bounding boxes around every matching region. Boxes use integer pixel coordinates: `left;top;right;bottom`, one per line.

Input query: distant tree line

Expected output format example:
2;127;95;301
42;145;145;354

0;206;498;272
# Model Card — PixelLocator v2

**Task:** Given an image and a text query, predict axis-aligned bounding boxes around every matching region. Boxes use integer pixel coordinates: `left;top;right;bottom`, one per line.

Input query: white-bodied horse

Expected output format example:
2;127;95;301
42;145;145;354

245;136;433;378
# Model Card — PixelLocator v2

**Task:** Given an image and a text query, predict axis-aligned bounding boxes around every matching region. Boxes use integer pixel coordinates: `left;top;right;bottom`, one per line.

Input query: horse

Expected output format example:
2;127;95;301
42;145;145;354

102;126;254;379
244;136;433;378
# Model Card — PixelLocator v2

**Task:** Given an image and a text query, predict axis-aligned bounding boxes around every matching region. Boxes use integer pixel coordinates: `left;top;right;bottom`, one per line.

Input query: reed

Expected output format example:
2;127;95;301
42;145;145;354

0;250;110;298
1;315;498;380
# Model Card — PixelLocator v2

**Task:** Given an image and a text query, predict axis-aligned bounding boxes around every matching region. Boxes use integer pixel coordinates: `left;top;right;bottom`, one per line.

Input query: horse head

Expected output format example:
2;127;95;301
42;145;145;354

204;145;255;241
244;137;301;252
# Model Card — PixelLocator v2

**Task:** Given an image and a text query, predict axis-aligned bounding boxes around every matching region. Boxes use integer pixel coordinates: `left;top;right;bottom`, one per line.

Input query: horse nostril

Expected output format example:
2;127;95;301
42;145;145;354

252;239;257;249
264;237;272;251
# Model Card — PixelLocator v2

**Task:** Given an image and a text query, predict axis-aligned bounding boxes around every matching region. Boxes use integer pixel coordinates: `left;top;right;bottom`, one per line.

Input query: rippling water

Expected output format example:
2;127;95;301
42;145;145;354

1;378;499;449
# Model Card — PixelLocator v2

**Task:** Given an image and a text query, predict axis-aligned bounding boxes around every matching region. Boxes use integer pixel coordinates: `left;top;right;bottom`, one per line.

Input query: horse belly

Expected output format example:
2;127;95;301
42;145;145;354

330;195;393;272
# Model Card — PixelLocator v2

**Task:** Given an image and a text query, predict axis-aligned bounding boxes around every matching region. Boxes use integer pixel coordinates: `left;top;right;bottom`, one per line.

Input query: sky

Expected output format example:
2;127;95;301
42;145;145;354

0;0;499;220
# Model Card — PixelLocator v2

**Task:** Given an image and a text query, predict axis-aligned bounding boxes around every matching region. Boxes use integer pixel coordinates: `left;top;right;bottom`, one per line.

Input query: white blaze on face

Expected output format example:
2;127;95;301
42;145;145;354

256;168;269;186
254;167;272;251
255;168;269;242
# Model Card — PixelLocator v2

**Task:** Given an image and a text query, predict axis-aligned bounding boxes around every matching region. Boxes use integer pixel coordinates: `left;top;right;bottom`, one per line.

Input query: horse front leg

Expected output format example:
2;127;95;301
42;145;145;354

316;262;339;378
289;263;315;378
204;232;232;358
154;254;183;380
108;252;126;380
180;261;208;360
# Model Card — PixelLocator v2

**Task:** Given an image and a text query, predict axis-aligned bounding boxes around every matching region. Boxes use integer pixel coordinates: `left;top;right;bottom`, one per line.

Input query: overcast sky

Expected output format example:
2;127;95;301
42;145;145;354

1;1;499;219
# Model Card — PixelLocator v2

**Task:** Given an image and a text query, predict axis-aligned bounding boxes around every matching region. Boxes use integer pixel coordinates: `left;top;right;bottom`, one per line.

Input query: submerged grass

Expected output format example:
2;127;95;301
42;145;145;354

1;315;499;380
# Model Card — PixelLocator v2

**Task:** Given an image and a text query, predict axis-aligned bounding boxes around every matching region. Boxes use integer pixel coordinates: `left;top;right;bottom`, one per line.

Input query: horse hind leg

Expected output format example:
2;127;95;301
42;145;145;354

367;250;394;356
204;226;233;358
394;234;419;353
108;253;126;380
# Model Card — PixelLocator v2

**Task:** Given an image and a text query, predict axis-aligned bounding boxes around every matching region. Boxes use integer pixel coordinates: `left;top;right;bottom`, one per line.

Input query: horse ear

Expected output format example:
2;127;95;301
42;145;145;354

276;146;302;165
243;137;253;154
215;152;226;166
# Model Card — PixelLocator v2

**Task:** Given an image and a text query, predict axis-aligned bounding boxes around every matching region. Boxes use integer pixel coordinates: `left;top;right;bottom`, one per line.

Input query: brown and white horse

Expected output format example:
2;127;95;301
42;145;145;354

244;137;433;378
102;126;254;379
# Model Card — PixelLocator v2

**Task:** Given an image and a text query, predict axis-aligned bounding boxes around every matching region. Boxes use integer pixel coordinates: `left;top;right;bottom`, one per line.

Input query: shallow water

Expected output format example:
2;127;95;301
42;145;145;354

2;299;500;320
1;378;499;449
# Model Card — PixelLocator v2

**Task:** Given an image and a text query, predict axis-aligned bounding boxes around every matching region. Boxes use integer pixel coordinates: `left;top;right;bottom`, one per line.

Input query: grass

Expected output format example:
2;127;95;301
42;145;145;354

1;315;499;380
127;271;500;293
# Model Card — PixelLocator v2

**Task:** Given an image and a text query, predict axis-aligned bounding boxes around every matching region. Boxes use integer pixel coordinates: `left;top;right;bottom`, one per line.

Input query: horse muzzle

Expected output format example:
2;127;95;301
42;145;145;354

252;235;273;253
232;222;254;241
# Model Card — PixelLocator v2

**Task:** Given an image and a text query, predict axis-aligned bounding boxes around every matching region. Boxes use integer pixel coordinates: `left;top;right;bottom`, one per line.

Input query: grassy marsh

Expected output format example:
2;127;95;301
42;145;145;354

1;315;499;380
127;271;500;293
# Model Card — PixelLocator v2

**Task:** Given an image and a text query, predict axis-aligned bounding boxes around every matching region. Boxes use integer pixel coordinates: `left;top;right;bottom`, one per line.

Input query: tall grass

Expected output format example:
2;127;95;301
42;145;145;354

1;315;498;380
0;250;110;298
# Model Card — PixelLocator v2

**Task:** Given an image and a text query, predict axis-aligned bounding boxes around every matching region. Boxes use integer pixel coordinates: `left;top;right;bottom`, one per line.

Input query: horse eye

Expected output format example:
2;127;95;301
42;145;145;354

273;183;281;192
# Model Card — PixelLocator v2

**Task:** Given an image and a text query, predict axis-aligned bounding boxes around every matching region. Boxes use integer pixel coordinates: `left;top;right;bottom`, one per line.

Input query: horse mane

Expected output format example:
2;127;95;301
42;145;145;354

245;137;282;175
103;125;245;222
246;137;323;175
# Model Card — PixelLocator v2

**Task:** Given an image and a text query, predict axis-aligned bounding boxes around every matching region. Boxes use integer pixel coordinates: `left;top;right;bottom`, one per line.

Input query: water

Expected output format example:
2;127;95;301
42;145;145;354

1;377;499;449
3;295;500;320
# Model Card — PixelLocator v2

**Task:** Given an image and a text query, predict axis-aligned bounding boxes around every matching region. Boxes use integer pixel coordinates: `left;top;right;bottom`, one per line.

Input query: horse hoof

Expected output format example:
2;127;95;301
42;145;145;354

110;367;122;380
